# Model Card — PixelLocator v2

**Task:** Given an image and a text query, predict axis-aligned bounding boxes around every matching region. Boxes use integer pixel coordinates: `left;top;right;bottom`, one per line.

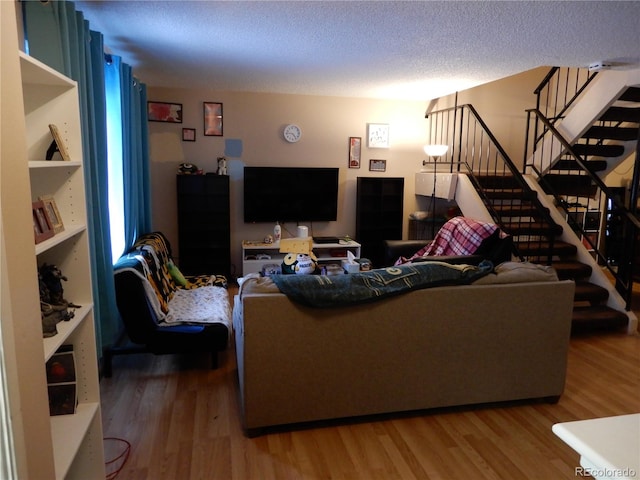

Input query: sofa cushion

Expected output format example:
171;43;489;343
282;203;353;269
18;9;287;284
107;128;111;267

472;261;558;285
163;286;231;326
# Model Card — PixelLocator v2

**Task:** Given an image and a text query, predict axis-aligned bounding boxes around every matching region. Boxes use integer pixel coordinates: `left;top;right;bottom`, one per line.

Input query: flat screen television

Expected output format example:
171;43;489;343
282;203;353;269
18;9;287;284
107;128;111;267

244;167;339;223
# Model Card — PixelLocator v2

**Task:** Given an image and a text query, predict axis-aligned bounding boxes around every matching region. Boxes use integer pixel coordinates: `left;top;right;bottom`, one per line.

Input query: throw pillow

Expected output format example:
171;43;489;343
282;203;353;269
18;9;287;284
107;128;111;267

167;261;189;287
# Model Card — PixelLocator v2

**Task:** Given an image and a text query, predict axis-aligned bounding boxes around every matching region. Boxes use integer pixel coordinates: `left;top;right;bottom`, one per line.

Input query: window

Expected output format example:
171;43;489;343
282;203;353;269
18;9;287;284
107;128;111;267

105;56;125;264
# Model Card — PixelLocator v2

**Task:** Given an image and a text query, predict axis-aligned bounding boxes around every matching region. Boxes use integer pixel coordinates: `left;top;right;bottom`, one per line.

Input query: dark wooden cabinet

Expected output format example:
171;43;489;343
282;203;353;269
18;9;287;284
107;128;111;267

176;174;230;277
356;177;404;267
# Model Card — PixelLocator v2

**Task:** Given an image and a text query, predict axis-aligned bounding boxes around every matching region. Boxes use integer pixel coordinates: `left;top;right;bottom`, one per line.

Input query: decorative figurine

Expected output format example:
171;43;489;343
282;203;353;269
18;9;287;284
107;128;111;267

216;156;228;175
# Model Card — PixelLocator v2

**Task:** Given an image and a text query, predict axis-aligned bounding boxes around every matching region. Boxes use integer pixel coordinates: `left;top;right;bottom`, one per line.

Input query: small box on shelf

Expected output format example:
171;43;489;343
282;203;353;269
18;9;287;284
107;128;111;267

341;260;360;273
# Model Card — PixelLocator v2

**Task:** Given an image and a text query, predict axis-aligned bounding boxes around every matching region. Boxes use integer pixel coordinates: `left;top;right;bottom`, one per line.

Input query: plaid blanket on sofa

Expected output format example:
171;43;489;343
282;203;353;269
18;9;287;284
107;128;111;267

396;216;505;265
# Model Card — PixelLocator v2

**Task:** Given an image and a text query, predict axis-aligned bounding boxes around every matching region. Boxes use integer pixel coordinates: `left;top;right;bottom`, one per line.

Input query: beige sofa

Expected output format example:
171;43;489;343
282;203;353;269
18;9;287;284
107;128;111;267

233;263;575;435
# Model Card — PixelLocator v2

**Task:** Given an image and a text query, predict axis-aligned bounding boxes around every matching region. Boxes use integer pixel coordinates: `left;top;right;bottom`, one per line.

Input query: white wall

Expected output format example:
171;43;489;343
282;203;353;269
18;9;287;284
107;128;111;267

147;88;432;278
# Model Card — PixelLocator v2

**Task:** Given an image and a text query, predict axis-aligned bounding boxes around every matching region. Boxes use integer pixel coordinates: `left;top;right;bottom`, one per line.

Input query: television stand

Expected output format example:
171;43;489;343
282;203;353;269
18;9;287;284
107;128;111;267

242;239;361;276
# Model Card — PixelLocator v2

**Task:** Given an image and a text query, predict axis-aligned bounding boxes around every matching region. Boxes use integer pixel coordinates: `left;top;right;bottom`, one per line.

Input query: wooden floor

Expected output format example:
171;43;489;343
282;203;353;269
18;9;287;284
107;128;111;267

101;287;640;479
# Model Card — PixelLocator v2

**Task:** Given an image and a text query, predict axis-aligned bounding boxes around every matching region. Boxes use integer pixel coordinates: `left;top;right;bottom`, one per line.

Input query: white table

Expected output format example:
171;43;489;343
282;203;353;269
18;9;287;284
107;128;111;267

552;414;640;480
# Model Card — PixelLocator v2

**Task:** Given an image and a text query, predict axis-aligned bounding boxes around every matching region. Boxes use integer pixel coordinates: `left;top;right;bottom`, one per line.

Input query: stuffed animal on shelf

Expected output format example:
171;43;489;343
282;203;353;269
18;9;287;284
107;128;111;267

281;252;319;275
216;156;228;175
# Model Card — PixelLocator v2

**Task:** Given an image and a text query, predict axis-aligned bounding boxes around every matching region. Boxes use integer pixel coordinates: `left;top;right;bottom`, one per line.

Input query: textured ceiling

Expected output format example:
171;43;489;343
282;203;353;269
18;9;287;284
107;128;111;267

73;1;640;100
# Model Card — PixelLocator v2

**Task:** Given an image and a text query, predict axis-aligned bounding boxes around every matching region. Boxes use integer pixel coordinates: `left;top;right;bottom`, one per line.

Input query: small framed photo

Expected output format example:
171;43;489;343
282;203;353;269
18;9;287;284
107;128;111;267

367;123;390;148
182;128;196;142
33;200;54;244
147;101;183;123
47;124;71;161
39;195;64;234
204;102;223;136
348;137;361;168
369;159;387;172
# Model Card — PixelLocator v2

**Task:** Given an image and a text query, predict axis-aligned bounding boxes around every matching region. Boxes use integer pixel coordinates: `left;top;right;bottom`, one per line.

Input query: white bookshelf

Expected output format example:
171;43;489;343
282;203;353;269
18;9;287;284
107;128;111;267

17;49;105;479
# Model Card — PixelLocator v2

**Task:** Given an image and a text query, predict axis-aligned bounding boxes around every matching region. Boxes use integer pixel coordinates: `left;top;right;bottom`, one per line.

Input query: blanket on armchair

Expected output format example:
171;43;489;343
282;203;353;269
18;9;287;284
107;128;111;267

270;260;493;308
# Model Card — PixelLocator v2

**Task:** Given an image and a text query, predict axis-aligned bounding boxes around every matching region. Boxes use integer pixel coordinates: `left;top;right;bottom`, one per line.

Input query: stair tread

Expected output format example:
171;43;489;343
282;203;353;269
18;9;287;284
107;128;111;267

492;204;543;217
543;173;593;184
571;143;625;158
547;260;593;280
619;86;640;103
515;240;577;257
501;221;563;236
574;282;609;303
572;305;628;332
483;190;537;201
541;174;597;197
600;106;640;123
475;175;522;189
583;125;639;141
554;159;608;172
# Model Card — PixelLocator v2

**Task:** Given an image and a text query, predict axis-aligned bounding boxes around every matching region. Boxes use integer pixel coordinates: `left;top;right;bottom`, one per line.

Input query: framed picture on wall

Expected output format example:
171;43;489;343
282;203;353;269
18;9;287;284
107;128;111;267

348;137;361;168
204;102;223;136
147;101;183;123
182;128;196;142
367;123;389;148
369;159;387;172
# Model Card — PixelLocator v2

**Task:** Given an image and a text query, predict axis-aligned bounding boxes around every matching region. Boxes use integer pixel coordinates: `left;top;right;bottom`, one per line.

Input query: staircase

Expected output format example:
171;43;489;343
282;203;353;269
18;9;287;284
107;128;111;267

525;75;640;333
474;173;629;333
426;97;636;333
541;86;640;192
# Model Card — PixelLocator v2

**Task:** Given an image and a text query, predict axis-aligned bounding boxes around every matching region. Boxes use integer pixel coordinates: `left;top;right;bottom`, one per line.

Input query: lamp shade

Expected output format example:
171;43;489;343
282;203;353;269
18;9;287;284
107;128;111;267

423;144;449;157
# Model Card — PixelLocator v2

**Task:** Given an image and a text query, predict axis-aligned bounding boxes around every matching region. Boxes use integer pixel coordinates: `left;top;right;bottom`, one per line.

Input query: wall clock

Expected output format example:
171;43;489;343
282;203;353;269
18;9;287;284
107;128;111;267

283;124;302;143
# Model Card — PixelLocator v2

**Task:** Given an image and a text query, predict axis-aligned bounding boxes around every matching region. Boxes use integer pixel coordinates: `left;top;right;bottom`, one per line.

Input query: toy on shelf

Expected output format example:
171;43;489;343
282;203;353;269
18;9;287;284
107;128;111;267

216;156;228;175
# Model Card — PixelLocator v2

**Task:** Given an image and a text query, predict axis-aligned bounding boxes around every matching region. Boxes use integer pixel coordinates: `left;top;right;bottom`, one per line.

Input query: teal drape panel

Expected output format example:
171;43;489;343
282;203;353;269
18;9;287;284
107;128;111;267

120;62;152;247
22;0;150;353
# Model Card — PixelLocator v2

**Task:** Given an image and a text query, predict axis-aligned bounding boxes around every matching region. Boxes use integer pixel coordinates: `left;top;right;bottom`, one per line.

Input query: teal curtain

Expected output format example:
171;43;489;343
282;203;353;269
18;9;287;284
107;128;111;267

120;62;152;246
22;0;150;353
